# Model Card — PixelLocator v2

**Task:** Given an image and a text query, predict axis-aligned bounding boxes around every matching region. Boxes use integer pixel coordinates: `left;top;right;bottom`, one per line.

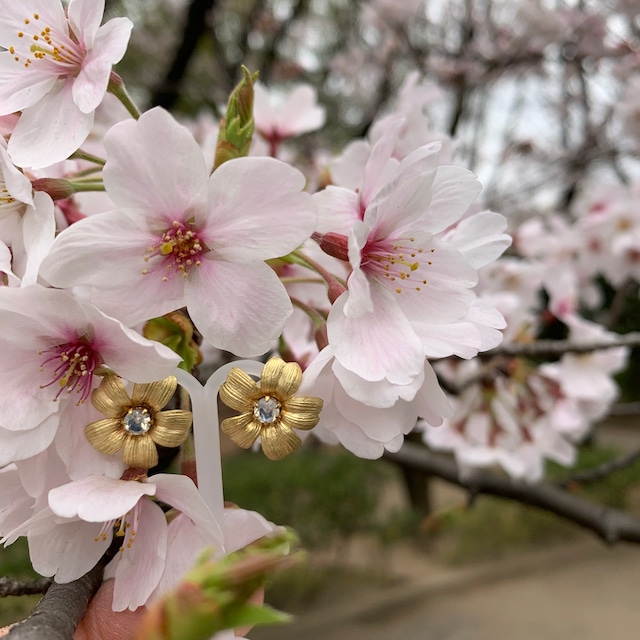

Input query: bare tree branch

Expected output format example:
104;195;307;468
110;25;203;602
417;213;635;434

4;537;122;640
150;0;217;110
5;560;104;640
385;442;640;544
0;577;51;598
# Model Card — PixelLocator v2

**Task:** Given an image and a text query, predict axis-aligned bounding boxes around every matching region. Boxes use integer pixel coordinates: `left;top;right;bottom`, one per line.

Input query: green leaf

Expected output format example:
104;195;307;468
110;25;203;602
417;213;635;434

223;603;292;629
143;313;201;372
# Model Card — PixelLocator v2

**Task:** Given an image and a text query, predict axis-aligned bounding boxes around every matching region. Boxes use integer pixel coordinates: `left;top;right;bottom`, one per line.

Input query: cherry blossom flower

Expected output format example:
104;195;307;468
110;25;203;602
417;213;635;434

12;473;222;611
423;364;582;481
322;143;484;385
419;316;629;481
539;315;628;420
253;82;326;153
219;357;323;460
40;107;318;356
0;285;180;466
300;346;451;458
0;139;55;285
0;0;133;168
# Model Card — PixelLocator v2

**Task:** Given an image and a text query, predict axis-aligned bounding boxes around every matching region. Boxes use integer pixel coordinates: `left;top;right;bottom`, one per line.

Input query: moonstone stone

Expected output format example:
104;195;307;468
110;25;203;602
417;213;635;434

122;407;153;435
253;397;281;424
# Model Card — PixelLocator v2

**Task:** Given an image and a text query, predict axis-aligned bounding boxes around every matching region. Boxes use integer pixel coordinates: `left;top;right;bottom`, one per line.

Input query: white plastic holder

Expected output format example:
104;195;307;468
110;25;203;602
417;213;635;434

175;361;265;524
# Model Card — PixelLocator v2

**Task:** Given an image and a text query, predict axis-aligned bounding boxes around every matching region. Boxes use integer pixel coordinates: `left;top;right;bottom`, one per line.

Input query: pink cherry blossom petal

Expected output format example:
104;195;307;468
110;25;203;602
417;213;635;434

48;476;156;521
186;259;292;356
28;512;108;582
0;416;59;466
8;77;93;169
68;0;106;47
73;18;132;113
103;107;208;218
202;157;315;259
108;498;168;611
328;287;424;384
152;474;223;539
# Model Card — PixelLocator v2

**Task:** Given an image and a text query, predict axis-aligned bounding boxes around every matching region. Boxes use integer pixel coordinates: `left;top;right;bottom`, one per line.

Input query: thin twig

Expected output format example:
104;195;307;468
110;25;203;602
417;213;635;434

557;447;640;488
482;333;640;359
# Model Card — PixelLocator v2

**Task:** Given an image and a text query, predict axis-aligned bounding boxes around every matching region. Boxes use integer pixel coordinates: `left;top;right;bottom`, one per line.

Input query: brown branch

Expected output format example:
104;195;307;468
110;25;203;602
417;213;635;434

0;577;51;598
6;562;104;640
482;332;640;359
5;538;121;640
384;442;640;544
149;0;217;110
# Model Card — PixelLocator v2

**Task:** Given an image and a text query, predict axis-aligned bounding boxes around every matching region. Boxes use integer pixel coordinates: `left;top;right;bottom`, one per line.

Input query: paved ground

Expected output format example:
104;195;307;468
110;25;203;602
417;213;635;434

253;540;640;640
253;418;640;640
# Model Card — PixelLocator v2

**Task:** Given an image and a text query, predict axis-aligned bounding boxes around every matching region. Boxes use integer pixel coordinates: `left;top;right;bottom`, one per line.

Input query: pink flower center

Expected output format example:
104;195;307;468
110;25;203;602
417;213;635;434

361;235;434;295
39;339;100;404
8;12;84;72
143;220;207;281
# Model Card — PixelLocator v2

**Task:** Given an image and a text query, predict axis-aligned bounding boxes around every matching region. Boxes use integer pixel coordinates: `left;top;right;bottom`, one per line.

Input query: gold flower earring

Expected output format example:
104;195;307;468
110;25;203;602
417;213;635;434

85;374;192;469
219;357;323;460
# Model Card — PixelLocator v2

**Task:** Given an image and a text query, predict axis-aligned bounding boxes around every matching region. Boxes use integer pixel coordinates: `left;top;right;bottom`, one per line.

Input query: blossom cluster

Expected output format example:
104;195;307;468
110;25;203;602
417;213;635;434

0;0;634;627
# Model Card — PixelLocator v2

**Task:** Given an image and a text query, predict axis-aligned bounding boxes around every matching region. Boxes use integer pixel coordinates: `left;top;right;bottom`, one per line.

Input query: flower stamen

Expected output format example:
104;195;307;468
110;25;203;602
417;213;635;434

39;339;100;404
10;12;84;70
143;220;206;280
361;236;434;295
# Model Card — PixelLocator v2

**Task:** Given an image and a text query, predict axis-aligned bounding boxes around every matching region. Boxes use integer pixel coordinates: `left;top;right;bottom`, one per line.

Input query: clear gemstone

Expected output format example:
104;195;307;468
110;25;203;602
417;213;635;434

122;407;153;435
253;396;281;424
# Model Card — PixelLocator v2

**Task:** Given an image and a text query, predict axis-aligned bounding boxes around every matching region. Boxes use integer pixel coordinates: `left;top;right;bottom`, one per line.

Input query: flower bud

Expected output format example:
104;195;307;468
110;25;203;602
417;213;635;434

31;178;75;200
213;66;258;170
312;231;350;262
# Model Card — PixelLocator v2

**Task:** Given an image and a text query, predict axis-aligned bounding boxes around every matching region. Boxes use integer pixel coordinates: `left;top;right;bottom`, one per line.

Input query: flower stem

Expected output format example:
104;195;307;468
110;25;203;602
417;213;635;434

290;296;327;329
108;71;141;120
280;276;325;285
69;149;106;166
288;250;347;288
67;181;106;193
